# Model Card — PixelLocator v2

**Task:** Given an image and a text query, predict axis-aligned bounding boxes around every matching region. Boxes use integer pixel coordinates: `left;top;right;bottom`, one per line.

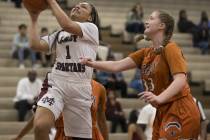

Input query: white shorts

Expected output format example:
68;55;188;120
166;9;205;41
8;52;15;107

37;73;93;138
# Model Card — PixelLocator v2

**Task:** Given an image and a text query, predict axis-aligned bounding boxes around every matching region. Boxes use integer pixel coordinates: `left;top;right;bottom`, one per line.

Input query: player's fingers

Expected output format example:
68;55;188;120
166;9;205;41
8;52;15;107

138;92;145;97
79;57;92;64
139;94;145;100
139;92;150;100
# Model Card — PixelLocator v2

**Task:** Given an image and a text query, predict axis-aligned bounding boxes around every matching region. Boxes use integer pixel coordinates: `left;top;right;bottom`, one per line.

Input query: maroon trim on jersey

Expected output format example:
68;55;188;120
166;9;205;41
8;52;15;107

37;72;52;102
33;72;51;112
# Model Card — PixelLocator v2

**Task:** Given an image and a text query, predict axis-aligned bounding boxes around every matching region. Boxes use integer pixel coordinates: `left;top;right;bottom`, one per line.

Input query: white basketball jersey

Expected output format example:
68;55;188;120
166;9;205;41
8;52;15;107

42;22;99;81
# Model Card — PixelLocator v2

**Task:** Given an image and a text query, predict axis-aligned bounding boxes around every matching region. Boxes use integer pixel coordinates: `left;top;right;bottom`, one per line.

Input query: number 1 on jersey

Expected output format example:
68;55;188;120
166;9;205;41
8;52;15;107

66;45;71;59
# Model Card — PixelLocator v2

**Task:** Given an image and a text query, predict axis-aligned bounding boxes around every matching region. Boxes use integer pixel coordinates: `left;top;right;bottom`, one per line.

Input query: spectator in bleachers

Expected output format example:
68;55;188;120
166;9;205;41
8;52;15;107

177;9;199;46
106;90;127;133
129;69;144;93
39;27;55;67
123;3;145;43
199;11;210;29
125;3;144;34
11;0;22;8
128;109;143;140
11;24;37;69
96;55;128;98
197;19;210;54
13;70;42;121
137;104;156;140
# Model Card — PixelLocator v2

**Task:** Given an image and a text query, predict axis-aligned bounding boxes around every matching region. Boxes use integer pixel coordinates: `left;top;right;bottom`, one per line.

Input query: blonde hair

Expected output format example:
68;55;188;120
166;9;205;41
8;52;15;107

158;10;174;47
135;11;174;53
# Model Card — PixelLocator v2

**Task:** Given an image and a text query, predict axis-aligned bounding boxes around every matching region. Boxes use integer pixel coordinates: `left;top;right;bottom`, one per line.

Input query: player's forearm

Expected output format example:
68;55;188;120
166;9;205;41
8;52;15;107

28;21;42;51
98;120;109;140
47;0;74;32
158;74;186;104
87;61;121;72
16;116;34;139
98;112;109;140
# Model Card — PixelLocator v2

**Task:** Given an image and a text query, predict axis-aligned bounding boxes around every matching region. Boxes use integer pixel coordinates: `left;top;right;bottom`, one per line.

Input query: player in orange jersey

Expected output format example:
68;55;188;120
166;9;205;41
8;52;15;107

12;74;108;140
80;10;200;140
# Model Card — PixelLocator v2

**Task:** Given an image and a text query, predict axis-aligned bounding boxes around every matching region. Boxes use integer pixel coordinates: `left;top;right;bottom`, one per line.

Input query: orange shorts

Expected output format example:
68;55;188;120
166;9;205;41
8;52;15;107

152;94;200;140
54;127;67;140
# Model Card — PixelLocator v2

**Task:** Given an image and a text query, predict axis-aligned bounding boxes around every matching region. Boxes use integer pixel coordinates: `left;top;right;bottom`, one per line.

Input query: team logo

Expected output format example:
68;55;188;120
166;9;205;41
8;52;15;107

41;96;55;106
164;121;182;138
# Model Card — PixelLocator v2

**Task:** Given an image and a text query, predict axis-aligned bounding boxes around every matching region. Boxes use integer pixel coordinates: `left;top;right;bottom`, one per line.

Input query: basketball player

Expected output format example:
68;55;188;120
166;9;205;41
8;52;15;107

81;10;201;139
12;75;108;140
55;80;108;140
24;0;100;139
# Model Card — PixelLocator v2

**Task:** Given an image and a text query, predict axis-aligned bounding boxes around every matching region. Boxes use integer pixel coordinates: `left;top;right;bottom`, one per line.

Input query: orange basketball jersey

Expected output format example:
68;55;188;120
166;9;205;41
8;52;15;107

91;80;106;140
129;42;200;139
129;42;190;102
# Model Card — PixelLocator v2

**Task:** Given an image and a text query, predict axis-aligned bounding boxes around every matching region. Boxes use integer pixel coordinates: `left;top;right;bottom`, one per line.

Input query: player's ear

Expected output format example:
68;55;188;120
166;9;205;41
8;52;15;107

87;16;92;22
159;23;165;30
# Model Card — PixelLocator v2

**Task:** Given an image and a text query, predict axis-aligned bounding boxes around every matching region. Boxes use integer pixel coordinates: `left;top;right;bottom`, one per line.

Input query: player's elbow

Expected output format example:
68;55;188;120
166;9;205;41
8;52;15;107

61;24;71;31
111;67;121;73
112;62;125;72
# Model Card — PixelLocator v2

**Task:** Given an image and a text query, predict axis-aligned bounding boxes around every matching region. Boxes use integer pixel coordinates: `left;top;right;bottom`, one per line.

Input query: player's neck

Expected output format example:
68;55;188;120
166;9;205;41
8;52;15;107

151;33;164;48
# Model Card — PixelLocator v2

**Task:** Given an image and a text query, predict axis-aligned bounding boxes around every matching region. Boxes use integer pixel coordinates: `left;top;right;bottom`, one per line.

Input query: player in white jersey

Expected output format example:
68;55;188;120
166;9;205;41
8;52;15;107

24;1;100;140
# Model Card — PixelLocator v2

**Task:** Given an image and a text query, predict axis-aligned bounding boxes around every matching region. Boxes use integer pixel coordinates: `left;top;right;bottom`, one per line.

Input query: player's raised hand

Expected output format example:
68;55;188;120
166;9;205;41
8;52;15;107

25;8;40;22
45;0;57;7
23;2;41;21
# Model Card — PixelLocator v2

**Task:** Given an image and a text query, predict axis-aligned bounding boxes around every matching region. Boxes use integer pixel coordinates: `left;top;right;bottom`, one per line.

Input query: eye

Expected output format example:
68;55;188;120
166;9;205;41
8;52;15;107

149;16;154;20
81;5;87;9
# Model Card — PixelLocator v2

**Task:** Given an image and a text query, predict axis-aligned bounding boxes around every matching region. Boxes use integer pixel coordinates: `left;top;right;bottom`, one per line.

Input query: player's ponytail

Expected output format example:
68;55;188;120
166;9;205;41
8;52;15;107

89;4;100;29
158;10;174;47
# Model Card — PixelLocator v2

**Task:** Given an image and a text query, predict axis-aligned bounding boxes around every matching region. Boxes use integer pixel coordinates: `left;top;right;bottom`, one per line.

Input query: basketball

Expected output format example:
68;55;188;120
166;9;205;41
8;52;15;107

23;0;48;12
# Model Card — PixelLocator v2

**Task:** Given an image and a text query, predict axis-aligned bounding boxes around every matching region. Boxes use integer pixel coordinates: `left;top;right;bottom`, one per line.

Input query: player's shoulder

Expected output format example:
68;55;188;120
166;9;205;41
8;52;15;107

77;22;98;31
165;41;180;51
131;47;150;56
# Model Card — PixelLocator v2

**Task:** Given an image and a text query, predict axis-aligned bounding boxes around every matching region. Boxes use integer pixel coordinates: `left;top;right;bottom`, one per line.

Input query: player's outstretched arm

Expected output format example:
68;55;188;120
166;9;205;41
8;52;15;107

25;9;49;52
97;86;108;140
12;116;34;140
46;0;83;37
140;73;187;107
80;57;137;72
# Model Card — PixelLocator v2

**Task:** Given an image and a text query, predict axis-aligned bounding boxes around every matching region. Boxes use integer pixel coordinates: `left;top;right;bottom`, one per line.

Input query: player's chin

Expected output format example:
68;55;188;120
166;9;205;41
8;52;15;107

144;29;150;35
71;14;80;21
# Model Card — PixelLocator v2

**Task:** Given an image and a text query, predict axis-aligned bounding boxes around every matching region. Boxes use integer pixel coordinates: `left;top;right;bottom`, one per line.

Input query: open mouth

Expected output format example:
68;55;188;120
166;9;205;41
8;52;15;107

72;8;79;13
